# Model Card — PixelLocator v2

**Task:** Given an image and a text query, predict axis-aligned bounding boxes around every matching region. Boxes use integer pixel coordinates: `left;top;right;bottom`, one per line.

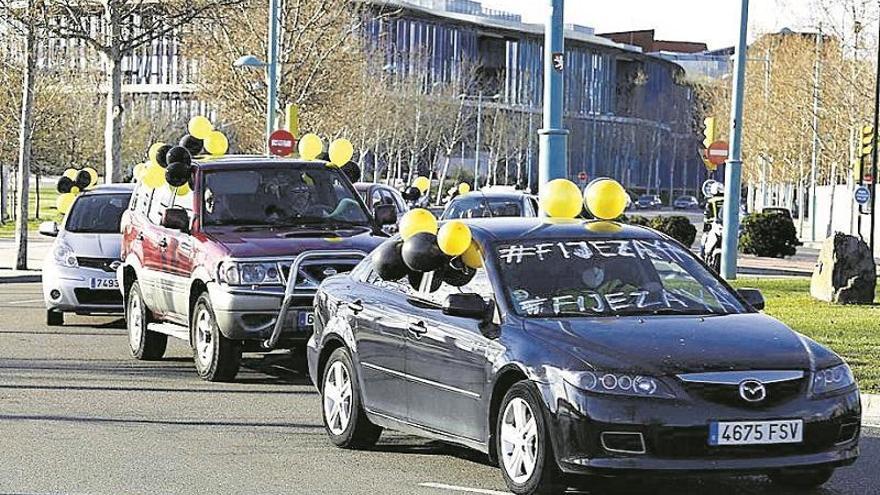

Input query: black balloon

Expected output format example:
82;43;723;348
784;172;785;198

340;161;361;183
166;146;191;167
75;170;91;190
165;162;192;188
402;186;421;201
156;144;173;168
57;176;73;194
402;232;448;273
317;151;330;162
179;134;203;156
441;260;477;287
372;240;408;281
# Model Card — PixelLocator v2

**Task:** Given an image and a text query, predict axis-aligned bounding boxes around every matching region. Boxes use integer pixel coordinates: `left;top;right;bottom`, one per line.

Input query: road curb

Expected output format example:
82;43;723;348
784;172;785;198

864;393;880;427
0;271;41;284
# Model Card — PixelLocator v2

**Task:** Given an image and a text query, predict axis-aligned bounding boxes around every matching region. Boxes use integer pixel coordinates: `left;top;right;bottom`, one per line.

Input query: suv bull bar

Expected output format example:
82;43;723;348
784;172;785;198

263;249;367;349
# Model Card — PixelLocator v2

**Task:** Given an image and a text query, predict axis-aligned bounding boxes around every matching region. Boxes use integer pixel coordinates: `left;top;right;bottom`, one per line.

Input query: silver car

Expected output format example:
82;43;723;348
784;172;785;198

40;183;135;325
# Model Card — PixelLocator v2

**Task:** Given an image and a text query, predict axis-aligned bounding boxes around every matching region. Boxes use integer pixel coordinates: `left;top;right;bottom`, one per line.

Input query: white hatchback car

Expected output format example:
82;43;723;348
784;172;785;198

40;183;135;325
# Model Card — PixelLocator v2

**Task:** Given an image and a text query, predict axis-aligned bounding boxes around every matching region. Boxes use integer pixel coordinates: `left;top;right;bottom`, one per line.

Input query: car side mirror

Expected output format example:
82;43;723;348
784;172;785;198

40;222;58;237
39;221;59;237
161;207;190;233
374;203;397;226
737;288;765;311
443;293;490;320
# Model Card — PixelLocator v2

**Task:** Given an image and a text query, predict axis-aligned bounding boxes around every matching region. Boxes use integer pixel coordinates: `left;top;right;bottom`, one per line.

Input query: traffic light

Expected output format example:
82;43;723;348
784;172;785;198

861;124;874;158
703;117;716;149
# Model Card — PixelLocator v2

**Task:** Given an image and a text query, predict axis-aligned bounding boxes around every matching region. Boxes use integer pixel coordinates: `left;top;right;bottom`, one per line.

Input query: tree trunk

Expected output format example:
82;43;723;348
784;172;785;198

0;164;7;224
15;0;37;271
103;29;124;183
35;172;40;220
435;154;452;205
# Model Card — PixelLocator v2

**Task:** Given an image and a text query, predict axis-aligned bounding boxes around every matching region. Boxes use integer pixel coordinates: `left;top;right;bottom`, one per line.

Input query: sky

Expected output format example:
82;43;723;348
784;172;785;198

482;1;812;50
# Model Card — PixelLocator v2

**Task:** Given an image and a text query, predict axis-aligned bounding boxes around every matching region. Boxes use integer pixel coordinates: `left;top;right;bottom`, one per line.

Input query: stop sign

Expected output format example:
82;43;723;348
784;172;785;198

268;129;296;157
707;141;730;166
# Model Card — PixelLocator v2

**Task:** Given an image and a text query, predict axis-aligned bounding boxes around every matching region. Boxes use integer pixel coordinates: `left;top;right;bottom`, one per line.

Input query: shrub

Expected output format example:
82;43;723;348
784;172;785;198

740;213;800;258
627;215;651;227
650;216;697;247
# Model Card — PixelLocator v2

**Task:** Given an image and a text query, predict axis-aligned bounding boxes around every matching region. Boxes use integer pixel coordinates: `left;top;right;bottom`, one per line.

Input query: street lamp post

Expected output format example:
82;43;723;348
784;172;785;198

538;0;569;212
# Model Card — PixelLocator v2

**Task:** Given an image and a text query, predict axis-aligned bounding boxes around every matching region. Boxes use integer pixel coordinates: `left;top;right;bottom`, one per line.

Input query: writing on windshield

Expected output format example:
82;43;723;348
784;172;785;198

496;238;744;318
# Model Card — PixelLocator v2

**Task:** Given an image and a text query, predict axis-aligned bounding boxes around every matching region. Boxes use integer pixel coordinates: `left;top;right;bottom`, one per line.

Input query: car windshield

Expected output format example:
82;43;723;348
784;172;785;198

65;193;131;234
495;237;746;318
202;166;371;228
445;197;522;219
638;195;654;201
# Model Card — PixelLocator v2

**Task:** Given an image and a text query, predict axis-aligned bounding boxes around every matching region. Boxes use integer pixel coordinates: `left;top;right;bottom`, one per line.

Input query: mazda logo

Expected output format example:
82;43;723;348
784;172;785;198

739;379;767;403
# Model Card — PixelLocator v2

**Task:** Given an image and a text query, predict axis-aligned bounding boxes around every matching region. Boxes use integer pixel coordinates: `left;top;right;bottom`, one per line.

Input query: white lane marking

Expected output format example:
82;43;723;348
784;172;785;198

418;482;511;495
5;298;44;305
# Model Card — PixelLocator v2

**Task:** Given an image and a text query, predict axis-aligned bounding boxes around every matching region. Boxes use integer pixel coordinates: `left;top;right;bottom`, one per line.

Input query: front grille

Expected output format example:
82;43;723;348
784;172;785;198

279;259;360;288
683;379;805;408
77;257;118;273
74;289;123;305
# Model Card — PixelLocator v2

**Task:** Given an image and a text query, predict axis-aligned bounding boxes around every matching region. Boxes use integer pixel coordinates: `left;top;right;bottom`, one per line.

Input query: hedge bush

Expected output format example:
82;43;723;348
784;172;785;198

740;212;800;258
626;215;697;247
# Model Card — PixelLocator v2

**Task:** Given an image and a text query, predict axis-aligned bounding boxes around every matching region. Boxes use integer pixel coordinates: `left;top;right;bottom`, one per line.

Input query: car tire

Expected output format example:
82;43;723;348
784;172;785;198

769;467;834;488
127;281;167;360
321;347;382;449
192;293;242;382
496;381;564;495
46;310;63;326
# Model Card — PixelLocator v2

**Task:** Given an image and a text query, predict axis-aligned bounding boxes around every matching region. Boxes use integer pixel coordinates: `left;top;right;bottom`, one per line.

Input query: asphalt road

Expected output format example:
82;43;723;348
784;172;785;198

0;282;877;495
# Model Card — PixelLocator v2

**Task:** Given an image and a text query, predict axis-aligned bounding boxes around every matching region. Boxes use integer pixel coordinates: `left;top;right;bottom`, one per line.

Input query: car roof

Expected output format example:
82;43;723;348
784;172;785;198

354;182;393;192
81;183;136;195
193;155;329;171
459;217;664;243
455;190;531;201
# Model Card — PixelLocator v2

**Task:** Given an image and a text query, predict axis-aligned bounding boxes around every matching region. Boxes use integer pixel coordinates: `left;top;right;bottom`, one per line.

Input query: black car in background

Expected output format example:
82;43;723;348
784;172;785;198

442;190;539;219
307;218;860;494
634;194;662;209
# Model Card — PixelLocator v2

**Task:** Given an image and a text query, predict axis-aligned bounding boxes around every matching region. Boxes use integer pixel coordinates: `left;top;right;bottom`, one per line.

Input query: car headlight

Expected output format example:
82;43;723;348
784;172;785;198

564;370;676;399
811;363;856;397
53;242;78;268
217;261;281;286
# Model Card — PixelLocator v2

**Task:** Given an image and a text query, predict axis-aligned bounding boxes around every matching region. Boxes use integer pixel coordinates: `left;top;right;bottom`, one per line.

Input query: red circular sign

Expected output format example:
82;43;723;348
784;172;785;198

707;141;730;166
577;171;588;182
268;129;296;157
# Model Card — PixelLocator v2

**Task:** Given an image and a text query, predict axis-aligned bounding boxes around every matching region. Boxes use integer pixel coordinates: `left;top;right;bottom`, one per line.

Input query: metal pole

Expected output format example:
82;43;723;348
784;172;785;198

870;7;880;256
527;100;535;193
475;91;483;189
538;0;569;213
720;0;749;280
266;0;280;154
809;27;822;242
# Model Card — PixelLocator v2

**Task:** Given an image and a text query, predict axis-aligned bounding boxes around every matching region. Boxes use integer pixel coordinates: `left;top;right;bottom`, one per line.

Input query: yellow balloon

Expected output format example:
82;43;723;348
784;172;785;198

188;116;214;140
70;186;80;195
132;163;146;182
174;183;192;197
56;193;75;214
63;168;77;180
540;179;583;218
204;130;229;156
584;179;628;220
399;208;438;240
148;142;165;166
143;163;166;189
299;133;323;160
84;167;98;187
437;221;472;256
412;176;431;194
328;138;354;166
461;241;483;269
458;183;471;195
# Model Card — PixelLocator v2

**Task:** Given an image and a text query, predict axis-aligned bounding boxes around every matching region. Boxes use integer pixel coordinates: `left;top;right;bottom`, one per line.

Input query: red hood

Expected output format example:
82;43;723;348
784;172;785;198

204;225;385;259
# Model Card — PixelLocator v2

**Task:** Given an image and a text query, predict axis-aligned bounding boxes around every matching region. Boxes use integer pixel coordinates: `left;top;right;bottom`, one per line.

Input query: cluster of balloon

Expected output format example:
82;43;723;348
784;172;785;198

537;177;628;222
372;209;482;290
135;116;229;196
56;167;99;214
298;133;361;182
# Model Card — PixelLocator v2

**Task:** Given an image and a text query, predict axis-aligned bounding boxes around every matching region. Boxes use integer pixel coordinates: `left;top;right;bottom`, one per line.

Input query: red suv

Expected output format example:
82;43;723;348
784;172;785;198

118;157;392;381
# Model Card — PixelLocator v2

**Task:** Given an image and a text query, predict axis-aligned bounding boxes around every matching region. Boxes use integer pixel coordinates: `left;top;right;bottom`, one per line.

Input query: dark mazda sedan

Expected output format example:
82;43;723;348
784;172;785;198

307;218;860;494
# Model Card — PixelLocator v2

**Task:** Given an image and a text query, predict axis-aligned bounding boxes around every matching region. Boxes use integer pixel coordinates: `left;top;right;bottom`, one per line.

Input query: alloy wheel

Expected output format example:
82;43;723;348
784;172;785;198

194;306;215;369
500;397;539;484
128;294;143;351
323;361;353;435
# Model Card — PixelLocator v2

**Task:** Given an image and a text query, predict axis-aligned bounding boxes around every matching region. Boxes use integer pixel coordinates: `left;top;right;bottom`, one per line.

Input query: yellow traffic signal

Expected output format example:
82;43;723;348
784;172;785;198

862;124;874;157
703;117;716;149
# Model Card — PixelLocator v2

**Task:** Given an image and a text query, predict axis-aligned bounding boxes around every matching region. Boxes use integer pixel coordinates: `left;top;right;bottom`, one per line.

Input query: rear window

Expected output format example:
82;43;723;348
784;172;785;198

444;197;522;219
65;193;131;234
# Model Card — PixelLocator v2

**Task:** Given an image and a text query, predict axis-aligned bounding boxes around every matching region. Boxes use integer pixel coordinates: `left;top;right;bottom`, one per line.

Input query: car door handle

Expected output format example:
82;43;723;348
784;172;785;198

408;321;427;338
158;238;168;249
347;300;364;314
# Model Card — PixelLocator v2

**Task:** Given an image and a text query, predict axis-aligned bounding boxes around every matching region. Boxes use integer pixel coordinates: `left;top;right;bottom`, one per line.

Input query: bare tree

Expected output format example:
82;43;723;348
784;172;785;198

12;0;36;269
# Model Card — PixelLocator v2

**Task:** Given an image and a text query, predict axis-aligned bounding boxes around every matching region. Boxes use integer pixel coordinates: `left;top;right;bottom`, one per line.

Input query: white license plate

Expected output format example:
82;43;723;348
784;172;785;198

709;419;803;446
89;278;119;290
298;311;315;328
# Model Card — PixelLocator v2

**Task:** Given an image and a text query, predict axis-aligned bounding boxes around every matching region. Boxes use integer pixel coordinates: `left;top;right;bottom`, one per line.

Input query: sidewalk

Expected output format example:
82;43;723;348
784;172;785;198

0;235;50;283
